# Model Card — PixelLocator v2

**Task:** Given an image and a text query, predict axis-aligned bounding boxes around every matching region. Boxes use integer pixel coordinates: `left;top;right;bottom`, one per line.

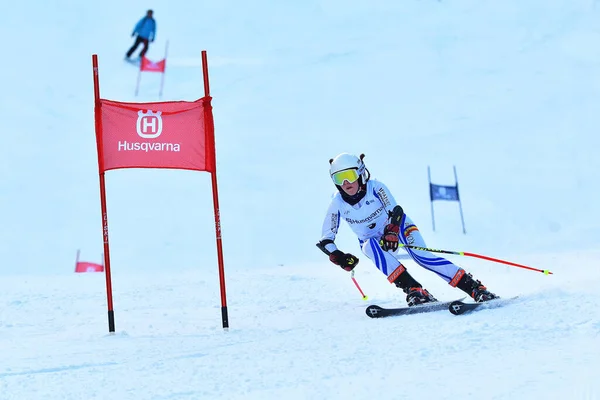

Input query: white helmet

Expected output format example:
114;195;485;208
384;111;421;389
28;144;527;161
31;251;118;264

329;153;368;186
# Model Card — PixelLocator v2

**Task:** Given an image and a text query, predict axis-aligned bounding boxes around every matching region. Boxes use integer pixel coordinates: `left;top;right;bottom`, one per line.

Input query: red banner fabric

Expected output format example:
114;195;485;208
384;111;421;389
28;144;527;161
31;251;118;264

140;57;166;73
98;98;215;172
75;261;104;273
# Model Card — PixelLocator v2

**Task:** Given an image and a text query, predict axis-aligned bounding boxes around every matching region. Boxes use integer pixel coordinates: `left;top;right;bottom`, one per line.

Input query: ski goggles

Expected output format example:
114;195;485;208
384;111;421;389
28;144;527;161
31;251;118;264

332;169;360;185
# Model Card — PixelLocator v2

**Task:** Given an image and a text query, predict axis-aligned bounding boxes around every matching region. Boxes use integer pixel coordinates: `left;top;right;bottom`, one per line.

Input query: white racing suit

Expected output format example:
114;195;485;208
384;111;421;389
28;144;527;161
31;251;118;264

319;178;465;287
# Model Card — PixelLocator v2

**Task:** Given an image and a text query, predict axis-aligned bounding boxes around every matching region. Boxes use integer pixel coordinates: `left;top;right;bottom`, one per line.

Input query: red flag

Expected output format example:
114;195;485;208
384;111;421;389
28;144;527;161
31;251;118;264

98;98;215;172
140;57;166;73
75;261;104;273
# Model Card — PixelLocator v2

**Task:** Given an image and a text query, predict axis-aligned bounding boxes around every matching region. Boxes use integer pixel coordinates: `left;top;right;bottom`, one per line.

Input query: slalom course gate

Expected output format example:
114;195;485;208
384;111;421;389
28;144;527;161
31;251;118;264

135;41;168;98
428;165;466;234
92;51;229;332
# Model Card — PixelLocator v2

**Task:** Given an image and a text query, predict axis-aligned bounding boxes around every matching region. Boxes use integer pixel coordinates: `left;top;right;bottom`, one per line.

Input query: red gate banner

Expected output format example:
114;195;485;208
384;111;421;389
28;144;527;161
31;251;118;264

75;261;104;273
98;98;215;172
140;57;166;73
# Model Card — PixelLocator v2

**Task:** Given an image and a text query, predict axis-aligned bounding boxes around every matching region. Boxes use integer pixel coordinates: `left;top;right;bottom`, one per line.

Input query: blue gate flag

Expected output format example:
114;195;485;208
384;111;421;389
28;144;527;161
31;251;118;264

430;184;460;201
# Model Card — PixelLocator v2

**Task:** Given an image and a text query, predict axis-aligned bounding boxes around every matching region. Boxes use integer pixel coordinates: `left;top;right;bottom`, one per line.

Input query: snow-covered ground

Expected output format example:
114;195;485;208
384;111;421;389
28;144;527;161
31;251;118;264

1;1;600;399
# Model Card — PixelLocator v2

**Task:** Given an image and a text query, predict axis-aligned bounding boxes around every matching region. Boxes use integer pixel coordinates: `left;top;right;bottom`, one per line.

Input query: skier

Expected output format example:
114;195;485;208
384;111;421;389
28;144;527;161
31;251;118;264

317;153;498;306
125;9;157;61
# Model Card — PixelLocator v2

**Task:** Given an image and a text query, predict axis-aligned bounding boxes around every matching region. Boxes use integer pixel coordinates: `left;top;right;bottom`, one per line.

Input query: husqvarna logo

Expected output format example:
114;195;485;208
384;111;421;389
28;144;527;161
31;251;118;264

136;110;163;139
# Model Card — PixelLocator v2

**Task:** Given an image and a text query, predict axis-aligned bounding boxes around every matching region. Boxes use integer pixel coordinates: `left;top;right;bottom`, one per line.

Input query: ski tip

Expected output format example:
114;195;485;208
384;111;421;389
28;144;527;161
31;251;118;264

365;305;384;318
448;300;467;316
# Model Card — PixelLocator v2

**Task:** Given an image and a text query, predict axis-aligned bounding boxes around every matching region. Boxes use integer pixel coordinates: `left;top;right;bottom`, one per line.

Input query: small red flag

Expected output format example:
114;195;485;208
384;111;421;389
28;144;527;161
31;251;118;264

75;261;104;273
98;98;215;172
140;57;166;73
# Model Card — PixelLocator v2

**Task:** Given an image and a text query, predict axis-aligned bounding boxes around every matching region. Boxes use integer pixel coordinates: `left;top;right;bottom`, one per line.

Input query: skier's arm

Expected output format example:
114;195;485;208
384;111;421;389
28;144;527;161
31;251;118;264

372;179;399;215
316;198;359;271
150;21;156;41
316;198;341;256
373;180;404;252
132;19;142;36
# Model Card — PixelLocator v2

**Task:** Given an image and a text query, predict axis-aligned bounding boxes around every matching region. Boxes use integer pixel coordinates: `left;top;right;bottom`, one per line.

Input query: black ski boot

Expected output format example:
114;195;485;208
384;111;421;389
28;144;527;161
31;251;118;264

391;265;437;307
454;271;498;302
405;287;438;307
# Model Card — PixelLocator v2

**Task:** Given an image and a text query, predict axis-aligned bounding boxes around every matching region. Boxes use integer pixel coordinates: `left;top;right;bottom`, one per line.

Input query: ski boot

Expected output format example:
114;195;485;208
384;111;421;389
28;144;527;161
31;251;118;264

453;270;498;302
390;264;438;307
405;287;438;307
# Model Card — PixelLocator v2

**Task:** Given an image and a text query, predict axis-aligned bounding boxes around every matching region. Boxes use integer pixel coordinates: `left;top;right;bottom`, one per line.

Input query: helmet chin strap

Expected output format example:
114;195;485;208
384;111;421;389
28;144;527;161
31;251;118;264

338;179;367;206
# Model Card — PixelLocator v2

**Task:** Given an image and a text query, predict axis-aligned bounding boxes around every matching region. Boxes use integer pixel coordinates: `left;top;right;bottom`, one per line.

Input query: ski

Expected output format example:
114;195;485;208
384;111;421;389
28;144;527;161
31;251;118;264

124;58;141;67
448;296;519;315
366;298;465;318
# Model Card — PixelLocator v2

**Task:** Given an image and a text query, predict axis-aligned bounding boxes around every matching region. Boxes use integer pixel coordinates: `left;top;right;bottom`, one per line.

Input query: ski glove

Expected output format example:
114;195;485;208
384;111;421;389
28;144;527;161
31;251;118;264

381;224;400;252
329;250;359;271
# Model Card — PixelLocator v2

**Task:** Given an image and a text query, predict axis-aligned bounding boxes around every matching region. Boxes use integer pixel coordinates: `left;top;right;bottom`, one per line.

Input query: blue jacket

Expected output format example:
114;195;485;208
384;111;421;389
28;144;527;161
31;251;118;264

132;16;156;41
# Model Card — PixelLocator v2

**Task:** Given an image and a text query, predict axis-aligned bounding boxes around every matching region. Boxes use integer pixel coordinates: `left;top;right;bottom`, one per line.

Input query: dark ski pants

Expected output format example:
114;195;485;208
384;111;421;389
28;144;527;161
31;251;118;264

126;36;149;58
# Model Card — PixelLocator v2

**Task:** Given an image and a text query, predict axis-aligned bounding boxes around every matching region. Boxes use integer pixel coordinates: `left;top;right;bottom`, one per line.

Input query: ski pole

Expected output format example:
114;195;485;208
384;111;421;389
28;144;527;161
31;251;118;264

351;269;368;300
397;244;553;275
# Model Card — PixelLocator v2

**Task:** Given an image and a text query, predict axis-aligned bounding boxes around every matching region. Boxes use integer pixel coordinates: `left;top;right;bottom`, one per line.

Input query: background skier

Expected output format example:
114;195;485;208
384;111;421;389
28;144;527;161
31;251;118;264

125;9;156;61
